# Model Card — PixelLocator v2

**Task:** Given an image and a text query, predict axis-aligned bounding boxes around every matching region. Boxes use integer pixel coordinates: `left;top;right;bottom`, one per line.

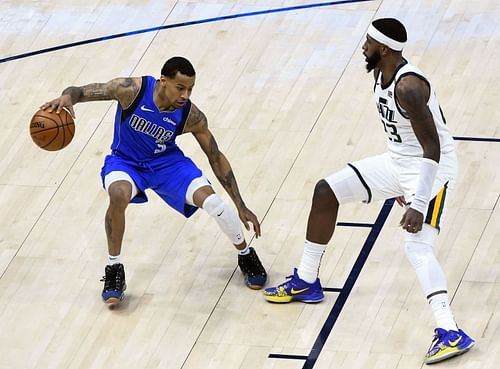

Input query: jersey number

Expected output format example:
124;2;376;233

154;143;167;154
381;120;402;143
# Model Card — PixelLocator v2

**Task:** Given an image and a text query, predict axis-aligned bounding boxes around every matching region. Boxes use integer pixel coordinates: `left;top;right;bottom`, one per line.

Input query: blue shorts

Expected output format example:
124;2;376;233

100;152;203;218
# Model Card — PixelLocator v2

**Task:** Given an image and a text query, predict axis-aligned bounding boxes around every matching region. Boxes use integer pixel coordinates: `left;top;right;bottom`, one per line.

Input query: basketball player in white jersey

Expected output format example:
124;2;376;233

263;18;475;364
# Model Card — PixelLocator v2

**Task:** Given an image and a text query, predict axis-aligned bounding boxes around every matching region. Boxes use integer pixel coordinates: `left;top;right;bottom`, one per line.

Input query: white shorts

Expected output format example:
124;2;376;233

324;152;458;229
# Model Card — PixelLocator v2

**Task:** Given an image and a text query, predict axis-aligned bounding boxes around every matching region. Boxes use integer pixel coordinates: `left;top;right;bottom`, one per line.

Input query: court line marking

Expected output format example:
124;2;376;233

267;198;395;368
0;0;374;64
453;136;500;142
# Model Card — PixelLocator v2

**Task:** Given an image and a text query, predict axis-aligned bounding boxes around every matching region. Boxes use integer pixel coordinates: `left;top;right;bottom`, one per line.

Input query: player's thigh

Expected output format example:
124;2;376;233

325;154;403;204
153;157;203;217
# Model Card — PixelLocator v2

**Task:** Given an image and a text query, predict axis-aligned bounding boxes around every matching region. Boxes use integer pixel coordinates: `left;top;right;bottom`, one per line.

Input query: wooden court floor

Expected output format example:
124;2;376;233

0;1;499;368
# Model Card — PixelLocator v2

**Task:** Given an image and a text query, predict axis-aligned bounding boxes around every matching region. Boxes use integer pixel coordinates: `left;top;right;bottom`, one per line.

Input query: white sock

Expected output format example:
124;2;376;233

297;240;326;283
238;244;250;255
428;292;458;331
108;254;121;265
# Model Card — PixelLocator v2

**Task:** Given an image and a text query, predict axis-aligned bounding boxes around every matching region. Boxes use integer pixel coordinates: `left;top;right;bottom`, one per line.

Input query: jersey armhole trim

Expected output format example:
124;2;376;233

373;69;381;92
177;100;192;135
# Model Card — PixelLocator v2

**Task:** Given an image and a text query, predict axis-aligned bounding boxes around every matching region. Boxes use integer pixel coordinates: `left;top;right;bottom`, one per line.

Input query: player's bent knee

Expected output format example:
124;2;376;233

108;181;132;209
313;180;338;207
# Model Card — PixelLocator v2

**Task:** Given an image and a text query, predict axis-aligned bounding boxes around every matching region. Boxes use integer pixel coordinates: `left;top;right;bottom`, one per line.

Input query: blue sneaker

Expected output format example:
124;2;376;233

263;268;324;303
100;263;127;307
238;247;267;289
424;328;475;364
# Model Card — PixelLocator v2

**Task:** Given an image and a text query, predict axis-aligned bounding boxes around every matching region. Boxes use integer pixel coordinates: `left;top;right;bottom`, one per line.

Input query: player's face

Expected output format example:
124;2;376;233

362;35;382;72
159;72;195;109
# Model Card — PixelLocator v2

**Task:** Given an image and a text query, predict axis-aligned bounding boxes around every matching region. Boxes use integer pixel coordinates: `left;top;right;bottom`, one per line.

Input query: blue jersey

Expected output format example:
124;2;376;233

110;76;192;162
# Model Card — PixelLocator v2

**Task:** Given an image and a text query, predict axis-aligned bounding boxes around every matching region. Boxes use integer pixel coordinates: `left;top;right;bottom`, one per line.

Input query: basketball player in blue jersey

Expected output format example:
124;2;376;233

263;19;474;364
41;56;267;306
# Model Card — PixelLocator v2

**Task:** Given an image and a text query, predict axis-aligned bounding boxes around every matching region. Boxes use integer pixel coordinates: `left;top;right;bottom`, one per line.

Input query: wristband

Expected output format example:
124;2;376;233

409;158;438;215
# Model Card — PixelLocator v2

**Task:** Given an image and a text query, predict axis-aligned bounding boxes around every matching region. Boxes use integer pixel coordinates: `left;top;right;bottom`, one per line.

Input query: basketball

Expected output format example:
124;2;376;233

30;108;75;151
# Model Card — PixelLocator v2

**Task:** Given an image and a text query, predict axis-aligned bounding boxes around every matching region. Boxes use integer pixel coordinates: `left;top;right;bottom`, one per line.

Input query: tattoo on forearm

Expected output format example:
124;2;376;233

62;86;83;104
209;134;219;156
217;169;244;207
80;83;112;101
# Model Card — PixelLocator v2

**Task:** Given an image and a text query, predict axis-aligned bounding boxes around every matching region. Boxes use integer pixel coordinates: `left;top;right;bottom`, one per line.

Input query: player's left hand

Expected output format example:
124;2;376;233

238;206;261;238
400;207;423;233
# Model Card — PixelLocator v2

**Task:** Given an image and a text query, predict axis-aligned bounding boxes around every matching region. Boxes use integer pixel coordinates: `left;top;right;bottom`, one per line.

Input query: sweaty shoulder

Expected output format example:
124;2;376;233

395;74;430;110
107;77;143;109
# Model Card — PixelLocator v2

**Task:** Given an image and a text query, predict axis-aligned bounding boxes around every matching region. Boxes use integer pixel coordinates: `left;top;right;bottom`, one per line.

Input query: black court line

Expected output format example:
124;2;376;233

268;354;308;360
267;198;395;368
453;136;500;142
323;287;343;292
0;0;374;64
337;222;374;228
303;198;395;369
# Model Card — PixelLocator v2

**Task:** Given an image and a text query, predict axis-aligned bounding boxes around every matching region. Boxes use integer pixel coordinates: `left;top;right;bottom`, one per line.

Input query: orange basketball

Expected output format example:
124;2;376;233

30;108;75;151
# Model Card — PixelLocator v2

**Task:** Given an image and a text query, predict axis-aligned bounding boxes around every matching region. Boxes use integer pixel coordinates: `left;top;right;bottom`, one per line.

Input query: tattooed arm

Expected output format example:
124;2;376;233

185;103;261;237
41;77;142;118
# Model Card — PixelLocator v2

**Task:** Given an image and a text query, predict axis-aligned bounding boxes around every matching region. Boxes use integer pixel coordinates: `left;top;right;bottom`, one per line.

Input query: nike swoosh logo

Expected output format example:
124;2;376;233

216;210;224;216
448;336;462;347
140;105;154;112
291;288;309;295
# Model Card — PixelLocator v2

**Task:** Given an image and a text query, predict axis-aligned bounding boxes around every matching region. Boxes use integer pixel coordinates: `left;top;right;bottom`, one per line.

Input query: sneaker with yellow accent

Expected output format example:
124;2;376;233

424;328;475;364
263;268;324;303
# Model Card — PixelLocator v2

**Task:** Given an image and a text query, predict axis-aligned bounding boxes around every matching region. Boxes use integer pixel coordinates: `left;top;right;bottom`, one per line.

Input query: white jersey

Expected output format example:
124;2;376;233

374;62;455;158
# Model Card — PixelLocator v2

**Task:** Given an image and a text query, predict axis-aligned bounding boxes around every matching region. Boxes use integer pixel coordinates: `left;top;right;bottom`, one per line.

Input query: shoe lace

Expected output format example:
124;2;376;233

239;250;266;276
429;329;447;351
100;266;123;291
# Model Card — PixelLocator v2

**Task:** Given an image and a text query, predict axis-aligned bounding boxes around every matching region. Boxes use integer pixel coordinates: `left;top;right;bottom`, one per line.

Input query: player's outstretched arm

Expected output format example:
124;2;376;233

40;77;142;118
186;103;261;237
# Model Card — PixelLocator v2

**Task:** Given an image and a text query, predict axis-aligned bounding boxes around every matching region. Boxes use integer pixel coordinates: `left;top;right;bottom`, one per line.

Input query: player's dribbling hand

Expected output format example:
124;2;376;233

40;94;76;118
400;207;423;233
238;207;261;238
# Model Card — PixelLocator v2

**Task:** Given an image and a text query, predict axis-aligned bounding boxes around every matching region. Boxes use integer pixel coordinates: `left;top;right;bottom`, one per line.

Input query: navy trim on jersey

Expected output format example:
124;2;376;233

380;59;408;90
373;69;381;92
120;76;148;122
439;105;447;125
347;163;372;203
177;100;192;135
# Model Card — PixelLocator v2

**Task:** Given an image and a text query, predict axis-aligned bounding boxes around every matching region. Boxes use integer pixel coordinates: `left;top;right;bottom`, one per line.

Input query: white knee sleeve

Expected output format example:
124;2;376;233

185;175;211;206
203;194;244;245
404;224;448;297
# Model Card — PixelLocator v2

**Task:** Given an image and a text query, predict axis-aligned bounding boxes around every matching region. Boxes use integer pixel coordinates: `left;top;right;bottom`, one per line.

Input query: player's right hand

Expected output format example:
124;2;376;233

395;196;407;207
40;94;75;118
